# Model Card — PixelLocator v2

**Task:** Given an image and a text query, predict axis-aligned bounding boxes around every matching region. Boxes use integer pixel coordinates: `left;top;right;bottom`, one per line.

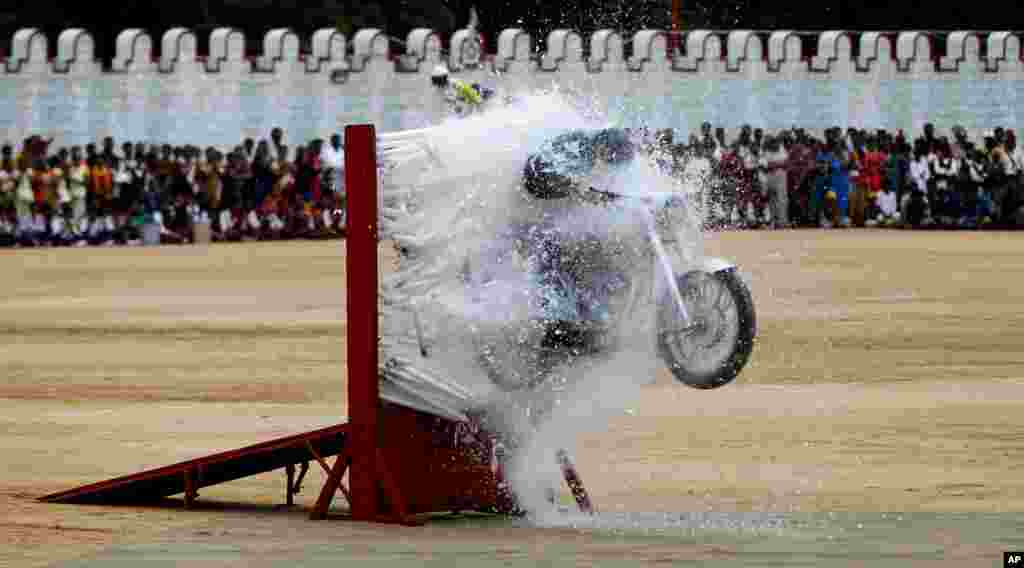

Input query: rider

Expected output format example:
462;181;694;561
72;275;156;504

430;65;489;117
516;128;638;355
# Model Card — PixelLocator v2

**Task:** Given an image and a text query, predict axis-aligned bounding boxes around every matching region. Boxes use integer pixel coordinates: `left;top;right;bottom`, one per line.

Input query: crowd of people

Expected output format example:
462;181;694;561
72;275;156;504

643;122;1024;230
1;121;1023;248
0;128;347;247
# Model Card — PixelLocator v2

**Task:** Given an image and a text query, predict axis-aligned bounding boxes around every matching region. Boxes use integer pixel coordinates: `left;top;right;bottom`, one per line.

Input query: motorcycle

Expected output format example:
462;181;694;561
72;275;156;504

465;146;757;393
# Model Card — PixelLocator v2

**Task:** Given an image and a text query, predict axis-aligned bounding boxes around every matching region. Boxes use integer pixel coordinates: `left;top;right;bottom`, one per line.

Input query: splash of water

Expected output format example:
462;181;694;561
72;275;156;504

379;89;711;519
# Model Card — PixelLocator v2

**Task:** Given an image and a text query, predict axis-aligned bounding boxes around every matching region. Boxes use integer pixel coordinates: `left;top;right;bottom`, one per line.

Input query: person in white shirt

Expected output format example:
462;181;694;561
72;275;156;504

761;136;789;228
1005;133;1022;187
1012;143;1024;179
904;142;932;225
14;166;36;244
320;133;344;195
68;148;89;235
875;184;899;225
930;142;959;224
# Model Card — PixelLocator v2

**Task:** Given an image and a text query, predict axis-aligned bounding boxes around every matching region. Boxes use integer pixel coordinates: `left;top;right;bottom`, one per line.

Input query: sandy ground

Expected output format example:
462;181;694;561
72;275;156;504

3;230;1024;566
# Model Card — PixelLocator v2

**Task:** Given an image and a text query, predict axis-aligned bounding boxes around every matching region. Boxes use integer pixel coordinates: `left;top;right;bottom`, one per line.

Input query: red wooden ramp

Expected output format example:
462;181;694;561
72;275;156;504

39;423;349;506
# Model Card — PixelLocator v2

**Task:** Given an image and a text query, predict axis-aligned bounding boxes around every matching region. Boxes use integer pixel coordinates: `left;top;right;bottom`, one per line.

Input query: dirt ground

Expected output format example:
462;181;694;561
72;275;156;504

3;230;1024;566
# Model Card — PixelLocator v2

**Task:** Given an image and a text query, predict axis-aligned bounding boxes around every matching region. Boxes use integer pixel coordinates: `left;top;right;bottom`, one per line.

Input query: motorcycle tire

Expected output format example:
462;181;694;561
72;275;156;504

656;268;756;389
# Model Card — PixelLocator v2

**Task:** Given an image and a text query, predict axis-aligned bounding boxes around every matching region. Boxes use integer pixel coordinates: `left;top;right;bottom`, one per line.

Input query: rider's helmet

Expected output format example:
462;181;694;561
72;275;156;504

523;130;591;199
522;129;636;200
430;65;450;88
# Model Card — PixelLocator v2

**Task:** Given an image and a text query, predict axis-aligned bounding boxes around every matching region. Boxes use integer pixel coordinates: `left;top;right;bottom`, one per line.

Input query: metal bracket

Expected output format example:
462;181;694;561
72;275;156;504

285;462;310;506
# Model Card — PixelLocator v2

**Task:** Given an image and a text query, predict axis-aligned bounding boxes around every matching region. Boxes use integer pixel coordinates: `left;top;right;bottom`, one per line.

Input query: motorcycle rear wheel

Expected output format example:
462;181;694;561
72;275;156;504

656;268;756;389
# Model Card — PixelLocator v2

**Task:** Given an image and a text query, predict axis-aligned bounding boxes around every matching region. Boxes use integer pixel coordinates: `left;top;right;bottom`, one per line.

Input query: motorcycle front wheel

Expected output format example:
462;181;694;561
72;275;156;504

656;268;756;389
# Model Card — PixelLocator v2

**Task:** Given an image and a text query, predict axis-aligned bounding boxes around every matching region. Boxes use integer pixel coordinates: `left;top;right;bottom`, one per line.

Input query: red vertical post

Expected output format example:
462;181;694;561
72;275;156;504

345;124;379;521
669;0;681;54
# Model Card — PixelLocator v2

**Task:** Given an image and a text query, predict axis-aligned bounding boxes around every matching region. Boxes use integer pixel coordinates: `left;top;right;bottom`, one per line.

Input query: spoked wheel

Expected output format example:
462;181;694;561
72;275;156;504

656;268;756;389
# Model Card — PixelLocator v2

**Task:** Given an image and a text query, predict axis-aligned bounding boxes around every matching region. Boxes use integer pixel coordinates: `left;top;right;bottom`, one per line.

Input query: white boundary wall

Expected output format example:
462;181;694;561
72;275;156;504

1;28;1021;146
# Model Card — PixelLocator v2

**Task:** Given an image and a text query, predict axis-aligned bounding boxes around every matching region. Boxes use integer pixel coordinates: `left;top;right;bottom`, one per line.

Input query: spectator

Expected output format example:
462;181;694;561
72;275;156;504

733;126;765;227
321;133;344;196
229;146;254;213
699;121;717;156
930;139;959;226
952;125;971;158
984;132;1013;223
242;138;256;163
50;157;71;233
905;140;931;227
810;141;844;228
14;160;36;245
121;141;134;165
829;135;853;228
89;156;113;213
786;131;816;226
848;131;873;227
860;137;885;225
711;139;744;227
961;147;992;227
0;154;14;245
918;122;938;152
1004;131;1023;224
714;127;727;157
681;138;714;222
874;180;900;226
100;136;118;165
1011;131;1024;178
67;147;89;239
252;140;274;211
761;135;789;228
161;191;194;244
271;127;285;159
6;121;1024;248
306;139;324;204
1;144;13;171
260;186;287;239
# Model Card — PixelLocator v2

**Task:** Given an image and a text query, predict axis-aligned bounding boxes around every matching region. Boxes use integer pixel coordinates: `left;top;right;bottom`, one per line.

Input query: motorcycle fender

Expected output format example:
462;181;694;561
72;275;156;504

695;256;736;274
657;257;736;296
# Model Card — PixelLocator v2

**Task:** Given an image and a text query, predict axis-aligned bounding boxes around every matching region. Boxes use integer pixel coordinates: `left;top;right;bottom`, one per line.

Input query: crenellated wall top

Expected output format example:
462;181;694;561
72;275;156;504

1;27;1022;78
